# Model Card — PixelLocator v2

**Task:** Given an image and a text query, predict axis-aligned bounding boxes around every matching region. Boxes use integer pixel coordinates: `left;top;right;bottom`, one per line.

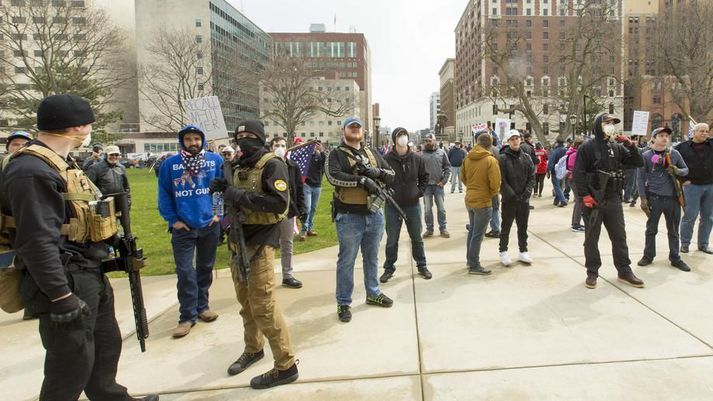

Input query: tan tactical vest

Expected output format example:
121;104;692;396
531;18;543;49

334;146;377;205
0;145;118;244
232;152;289;225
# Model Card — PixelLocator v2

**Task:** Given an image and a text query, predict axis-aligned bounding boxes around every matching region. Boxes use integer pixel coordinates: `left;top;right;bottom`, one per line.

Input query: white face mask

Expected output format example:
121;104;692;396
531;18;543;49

603;124;618;139
80;133;91;148
397;135;408;147
274;147;286;158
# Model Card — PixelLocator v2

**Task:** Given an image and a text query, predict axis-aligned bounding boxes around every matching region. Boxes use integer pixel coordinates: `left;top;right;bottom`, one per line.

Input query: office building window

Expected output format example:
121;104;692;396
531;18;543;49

195;18;202;27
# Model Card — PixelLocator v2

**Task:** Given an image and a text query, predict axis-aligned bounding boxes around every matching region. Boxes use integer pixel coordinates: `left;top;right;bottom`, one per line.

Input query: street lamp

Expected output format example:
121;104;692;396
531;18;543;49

569;114;577;141
582;94;589;136
373;116;381;148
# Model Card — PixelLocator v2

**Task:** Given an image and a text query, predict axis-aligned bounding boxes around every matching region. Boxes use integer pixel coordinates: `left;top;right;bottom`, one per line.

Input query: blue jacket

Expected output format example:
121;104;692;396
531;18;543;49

547;145;567;172
158;134;223;230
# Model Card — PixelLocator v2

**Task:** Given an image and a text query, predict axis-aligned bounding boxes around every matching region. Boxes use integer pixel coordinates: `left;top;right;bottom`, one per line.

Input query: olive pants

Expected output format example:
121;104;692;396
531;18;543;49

230;246;295;370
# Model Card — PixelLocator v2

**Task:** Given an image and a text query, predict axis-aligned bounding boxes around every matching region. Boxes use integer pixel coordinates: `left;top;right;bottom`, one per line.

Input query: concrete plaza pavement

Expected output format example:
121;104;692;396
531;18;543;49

3;185;713;401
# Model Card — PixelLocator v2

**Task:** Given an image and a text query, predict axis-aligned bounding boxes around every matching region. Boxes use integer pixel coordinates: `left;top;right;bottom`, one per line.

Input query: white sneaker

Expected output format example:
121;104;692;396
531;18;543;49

499;252;512;267
518;252;532;265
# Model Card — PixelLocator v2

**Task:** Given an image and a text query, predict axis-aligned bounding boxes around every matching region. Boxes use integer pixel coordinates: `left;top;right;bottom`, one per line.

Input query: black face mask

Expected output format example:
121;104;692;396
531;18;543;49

237;137;264;157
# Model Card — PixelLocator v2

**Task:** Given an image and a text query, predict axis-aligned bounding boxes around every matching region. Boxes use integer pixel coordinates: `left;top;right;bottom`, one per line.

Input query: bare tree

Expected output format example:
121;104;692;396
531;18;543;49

138;28;212;132
0;2;130;129
655;0;713;123
483;0;617;144
260;53;356;144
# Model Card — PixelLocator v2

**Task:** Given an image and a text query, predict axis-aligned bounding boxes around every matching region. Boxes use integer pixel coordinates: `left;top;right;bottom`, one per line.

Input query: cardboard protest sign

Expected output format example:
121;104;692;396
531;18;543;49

182;96;229;140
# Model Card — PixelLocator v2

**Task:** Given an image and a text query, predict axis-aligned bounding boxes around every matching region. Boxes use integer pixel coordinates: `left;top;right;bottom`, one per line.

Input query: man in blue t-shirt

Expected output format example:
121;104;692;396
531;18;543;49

158;125;224;338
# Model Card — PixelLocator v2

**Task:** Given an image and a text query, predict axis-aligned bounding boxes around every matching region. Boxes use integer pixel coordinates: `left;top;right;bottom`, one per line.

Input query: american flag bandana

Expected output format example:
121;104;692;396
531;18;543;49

180;149;205;176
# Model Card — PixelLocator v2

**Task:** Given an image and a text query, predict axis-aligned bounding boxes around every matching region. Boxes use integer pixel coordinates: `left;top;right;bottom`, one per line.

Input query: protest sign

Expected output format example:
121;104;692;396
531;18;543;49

182;96;229;140
631;111;650;136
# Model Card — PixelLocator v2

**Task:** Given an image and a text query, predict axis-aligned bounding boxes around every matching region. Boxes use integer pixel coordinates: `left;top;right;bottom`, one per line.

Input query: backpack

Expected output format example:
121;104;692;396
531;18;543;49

555;154;569;180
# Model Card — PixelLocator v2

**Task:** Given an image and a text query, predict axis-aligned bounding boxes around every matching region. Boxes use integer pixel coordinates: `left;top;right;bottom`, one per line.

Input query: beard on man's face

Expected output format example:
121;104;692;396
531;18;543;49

187;145;201;155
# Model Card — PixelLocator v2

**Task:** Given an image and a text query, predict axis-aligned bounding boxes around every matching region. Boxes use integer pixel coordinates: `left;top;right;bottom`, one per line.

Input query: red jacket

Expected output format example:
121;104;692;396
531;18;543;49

535;149;548;174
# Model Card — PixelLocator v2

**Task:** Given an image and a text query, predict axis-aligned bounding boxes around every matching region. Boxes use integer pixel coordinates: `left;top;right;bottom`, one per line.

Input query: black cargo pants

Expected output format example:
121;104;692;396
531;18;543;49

38;269;131;401
583;196;633;276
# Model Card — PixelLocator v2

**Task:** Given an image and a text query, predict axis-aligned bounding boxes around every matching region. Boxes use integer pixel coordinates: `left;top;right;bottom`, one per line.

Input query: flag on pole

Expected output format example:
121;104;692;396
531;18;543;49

287;141;318;183
472;123;488;135
687;119;697;139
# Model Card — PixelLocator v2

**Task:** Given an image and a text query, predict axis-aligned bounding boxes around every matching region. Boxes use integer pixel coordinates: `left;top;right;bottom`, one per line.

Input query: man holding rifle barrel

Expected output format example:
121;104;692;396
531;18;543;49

0;94;157;400
325;116;396;323
209;119;298;389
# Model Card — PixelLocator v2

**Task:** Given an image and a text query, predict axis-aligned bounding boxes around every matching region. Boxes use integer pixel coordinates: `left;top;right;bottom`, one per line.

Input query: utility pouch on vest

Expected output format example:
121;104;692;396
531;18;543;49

88;197;118;242
335;147;377;205
0;266;23;313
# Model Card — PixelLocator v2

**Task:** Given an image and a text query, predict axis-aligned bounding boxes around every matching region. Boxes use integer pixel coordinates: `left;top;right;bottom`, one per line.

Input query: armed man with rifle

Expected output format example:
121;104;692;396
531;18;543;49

209;120;298;390
636;127;690;272
325;117;396;323
0;94;158;401
572;112;645;290
380;127;432;283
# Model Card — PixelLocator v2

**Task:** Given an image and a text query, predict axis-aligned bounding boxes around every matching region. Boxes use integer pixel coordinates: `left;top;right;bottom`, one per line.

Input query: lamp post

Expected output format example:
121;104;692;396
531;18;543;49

582;94;589;137
373;116;381;148
569;114;577;141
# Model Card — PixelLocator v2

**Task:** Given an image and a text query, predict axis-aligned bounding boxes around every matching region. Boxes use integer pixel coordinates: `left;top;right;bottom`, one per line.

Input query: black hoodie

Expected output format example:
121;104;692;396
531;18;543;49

384;147;428;207
572;113;644;198
498;146;535;202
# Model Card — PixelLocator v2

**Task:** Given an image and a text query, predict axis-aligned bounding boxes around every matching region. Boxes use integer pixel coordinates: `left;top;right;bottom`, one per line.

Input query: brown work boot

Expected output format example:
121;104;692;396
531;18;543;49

172;321;195;338
198;309;219;322
618;271;645;288
585;273;597;289
307;230;318;237
298;232;306;241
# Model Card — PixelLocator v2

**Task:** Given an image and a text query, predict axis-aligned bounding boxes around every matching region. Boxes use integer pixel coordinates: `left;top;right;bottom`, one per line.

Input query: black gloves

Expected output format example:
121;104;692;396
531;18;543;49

209;178;229;194
360;167;383;180
223;186;245;204
360;177;381;195
49;294;90;323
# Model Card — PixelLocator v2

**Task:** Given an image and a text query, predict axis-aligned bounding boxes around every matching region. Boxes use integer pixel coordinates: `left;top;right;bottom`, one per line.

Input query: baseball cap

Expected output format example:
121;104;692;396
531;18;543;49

424;133;436;140
651;127;673;137
600;113;621;124
505;129;521;142
342;117;363;129
105;145;121;155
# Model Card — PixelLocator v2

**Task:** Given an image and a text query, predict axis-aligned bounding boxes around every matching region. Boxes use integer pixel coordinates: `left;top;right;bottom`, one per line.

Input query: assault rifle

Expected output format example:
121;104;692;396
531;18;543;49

229;208;251;283
585;170;611;240
664;152;686;208
355;162;408;221
104;192;149;352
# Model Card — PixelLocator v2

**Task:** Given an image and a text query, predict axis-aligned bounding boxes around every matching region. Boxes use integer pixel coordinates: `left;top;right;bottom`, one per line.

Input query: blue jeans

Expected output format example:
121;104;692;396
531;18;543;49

423;185;447;232
384;203;427;272
490;195;500;232
551;175;566;204
680;183;713;247
467;207;492;268
171;223;220;323
335;211;384;306
623;169;637;201
301;184;322;233
450;166;463;192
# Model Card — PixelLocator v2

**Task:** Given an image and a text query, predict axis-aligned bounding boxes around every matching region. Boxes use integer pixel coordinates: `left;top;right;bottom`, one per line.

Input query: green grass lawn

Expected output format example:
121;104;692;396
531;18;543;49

127;168;336;276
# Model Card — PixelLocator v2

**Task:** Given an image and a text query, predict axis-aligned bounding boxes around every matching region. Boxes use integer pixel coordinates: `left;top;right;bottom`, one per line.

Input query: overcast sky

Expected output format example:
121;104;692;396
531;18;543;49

229;0;468;132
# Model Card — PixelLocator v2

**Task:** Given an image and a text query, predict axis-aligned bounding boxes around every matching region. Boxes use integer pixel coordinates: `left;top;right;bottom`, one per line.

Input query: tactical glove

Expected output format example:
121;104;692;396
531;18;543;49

223;186;245;204
49;294;90;323
209;178;229;194
359;177;381;195
360;167;384;180
583;195;598;208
